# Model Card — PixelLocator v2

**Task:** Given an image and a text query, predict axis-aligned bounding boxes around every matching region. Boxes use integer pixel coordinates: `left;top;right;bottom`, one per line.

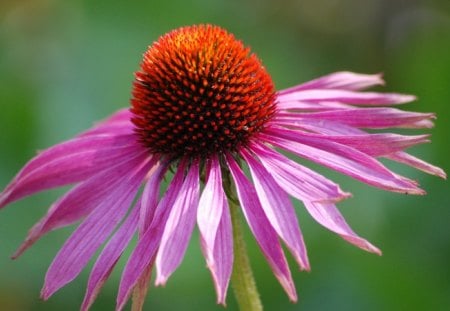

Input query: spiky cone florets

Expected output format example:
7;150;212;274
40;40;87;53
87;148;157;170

131;24;276;160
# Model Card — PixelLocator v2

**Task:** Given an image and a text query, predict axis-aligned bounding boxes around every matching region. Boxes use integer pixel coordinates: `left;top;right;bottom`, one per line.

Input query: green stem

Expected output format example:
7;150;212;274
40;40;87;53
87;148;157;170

229;197;263;311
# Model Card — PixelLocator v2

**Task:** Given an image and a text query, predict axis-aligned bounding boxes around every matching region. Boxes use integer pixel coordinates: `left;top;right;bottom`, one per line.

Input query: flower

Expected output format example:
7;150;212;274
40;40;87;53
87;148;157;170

0;24;445;310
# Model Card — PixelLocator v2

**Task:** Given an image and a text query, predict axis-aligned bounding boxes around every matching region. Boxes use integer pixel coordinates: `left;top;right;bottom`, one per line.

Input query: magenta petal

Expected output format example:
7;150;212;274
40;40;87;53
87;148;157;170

270;132;430;158
116;160;187;311
80;109;133;137
197;155;224;259
275;117;364;136
13;153;153;258
226;153;297;302
129;162;167;310
316;133;430;157
272;119;445;178
139;162;167;232
14;134;136;181
155;160;200;285
200;195;233;305
250;142;350;203
277;100;351;112
278;89;416;106
262;129;424;194
198;155;232;304
81;205;139;311
0;134;142;209
279;72;385;94
41;156;151;300
277;108;435;129
242;149;310;271
387;152;447;179
81;122;133;137
303;201;381;254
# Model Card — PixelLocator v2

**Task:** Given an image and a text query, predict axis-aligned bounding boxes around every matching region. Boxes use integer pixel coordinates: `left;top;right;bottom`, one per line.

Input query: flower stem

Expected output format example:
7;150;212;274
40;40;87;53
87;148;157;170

229;198;263;311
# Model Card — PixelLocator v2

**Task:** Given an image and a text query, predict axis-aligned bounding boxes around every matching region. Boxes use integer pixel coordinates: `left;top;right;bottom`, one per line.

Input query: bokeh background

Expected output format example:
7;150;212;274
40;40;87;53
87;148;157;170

0;0;449;310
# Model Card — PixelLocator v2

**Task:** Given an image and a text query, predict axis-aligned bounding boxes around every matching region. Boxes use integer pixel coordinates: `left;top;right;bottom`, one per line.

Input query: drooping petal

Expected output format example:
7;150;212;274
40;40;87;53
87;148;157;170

13;152;152;258
200;195;233;305
139;162;167;232
276;108;435;129
262;129;424;194
12;134;136;182
197;155;233;304
80;109;134;137
250;142;350;203
41;155;152;300
303;201;381;254
0;134;141;209
155;159;200;285
386;152;447;179
81;206;140;311
130;162;167;311
272;119;446;178
318;133;429;157
197;155;224;259
274;117;364;135
270;130;430;158
241;149;310;271
226;153;297;302
278;72;385;95
277;100;351;112
81;122;134;137
116;160;187;311
278;89;416;106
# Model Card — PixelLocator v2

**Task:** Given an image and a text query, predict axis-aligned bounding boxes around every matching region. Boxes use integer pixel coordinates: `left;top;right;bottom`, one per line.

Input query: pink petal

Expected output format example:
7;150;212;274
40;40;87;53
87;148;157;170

197;155;233;304
272;131;430;158
80;109;133;137
303;201;381;254
0;134;141;209
14;134;136;181
197;155;224;260
226;153;297;302
242;149;310;271
41;156;151;300
155;160;200;285
274;117;363;135
12;153;153;258
323;133;430;157
81;122;134;137
387;152;447;179
139;162;167;232
277;100;351;111
274;119;446;178
250;142;350;203
278;89;416;106
262;129;424;194
116;160;187;311
130;162;168;310
276;108;435;129
200;195;233;305
81;205;140;311
278;72;385;95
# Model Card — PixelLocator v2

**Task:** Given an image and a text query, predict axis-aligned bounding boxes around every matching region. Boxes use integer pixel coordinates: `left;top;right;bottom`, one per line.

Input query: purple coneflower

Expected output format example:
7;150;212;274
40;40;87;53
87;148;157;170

0;24;445;310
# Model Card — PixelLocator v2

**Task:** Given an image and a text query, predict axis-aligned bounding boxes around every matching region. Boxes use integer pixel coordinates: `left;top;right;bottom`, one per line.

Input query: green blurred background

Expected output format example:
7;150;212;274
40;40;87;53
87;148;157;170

0;0;449;310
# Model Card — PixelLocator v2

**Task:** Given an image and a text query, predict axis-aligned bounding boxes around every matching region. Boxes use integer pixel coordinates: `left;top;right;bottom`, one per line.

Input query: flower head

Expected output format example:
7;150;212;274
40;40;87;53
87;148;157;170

0;24;445;310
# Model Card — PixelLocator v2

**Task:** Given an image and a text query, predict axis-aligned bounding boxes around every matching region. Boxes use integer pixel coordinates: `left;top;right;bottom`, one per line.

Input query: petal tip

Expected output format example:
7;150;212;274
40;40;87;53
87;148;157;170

154;276;167;287
0;189;13;209
40;286;51;301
